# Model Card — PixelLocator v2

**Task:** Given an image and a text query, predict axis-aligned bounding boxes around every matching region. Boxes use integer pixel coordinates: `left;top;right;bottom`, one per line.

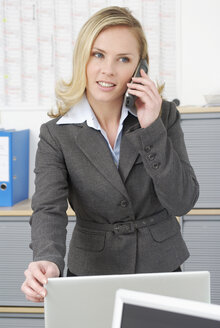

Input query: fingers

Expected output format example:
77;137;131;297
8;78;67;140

127;72;160;99
21;265;47;302
127;84;155;102
21;280;45;303
127;81;161;110
21;261;60;303
127;69;161;107
25;269;46;294
43;261;60;279
126;69;162;128
29;262;48;285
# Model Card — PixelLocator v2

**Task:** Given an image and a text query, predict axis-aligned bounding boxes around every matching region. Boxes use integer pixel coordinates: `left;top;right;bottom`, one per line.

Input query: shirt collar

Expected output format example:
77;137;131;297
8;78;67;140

56;93;137;130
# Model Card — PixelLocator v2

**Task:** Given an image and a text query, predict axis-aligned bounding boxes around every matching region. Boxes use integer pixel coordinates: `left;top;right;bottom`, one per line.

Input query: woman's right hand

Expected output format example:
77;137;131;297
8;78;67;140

21;261;60;302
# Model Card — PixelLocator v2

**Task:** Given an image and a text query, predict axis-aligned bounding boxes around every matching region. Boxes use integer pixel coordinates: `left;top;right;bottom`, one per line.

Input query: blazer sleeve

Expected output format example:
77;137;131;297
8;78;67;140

30;122;69;275
134;101;199;216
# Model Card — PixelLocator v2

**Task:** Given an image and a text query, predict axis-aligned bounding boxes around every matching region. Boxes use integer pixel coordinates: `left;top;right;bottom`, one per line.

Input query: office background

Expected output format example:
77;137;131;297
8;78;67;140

0;0;220;198
0;2;220;325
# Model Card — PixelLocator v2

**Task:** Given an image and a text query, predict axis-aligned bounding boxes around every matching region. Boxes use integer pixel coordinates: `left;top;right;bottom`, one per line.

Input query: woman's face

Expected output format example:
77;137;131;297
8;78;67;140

86;25;140;109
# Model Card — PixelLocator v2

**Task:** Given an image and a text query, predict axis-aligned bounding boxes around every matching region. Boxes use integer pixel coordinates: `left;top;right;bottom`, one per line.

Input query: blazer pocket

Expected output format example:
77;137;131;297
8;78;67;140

149;217;180;242
73;226;105;252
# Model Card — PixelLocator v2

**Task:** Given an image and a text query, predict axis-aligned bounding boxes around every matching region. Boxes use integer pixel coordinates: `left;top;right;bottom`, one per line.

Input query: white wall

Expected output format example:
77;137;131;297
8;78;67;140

178;0;220;105
0;0;219;197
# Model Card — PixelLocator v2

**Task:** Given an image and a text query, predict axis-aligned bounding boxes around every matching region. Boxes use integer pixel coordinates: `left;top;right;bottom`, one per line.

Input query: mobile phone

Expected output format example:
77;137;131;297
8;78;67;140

125;59;148;109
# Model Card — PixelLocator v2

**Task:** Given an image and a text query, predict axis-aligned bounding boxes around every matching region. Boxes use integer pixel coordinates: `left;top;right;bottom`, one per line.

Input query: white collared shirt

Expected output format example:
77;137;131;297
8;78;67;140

57;94;137;167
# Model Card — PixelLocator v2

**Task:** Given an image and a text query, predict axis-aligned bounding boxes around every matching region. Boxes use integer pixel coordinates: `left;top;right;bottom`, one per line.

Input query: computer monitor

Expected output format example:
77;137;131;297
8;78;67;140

112;289;220;328
44;271;210;328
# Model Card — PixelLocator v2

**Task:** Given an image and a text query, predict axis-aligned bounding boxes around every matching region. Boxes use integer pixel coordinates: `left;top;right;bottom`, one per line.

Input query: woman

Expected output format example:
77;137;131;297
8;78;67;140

21;6;199;303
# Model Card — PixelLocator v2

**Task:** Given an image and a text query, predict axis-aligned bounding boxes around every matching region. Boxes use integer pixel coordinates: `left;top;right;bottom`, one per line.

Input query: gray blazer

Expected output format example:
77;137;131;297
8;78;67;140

30;100;199;275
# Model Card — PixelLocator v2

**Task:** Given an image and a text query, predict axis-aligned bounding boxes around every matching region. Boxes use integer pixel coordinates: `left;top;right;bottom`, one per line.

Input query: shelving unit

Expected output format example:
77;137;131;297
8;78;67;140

179;107;220;305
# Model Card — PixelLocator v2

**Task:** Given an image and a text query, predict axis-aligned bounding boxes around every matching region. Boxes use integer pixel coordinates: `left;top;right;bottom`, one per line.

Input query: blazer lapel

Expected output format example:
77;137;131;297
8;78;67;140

75;123;129;198
119;114;141;182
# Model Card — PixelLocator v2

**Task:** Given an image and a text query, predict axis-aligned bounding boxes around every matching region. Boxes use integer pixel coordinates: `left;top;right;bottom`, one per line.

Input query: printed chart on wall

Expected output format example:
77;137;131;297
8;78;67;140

0;0;177;110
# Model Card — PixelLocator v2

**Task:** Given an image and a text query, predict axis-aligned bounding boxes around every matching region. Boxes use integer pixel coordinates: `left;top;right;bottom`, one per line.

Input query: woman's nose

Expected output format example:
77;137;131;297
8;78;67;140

101;59;115;76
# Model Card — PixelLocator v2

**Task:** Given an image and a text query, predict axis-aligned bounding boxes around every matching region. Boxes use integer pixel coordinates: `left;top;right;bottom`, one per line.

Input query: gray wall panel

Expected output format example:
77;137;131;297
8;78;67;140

180;113;220;208
181;215;220;305
0;216;75;307
0;317;43;328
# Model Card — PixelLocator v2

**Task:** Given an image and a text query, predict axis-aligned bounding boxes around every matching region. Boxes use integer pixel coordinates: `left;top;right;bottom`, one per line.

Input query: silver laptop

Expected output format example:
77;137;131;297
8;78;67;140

112;289;220;328
44;271;210;328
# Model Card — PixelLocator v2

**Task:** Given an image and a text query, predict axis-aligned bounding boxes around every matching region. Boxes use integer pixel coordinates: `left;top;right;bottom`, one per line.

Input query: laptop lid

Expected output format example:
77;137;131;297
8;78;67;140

112;289;220;328
44;271;210;328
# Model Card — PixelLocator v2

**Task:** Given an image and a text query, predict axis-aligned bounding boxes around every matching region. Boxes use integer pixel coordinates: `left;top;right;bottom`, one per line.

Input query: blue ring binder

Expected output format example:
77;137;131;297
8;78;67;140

0;129;29;207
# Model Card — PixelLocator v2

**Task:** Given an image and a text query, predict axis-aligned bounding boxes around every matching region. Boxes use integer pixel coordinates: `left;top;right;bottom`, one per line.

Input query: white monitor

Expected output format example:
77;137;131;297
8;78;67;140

112;289;220;328
44;271;210;328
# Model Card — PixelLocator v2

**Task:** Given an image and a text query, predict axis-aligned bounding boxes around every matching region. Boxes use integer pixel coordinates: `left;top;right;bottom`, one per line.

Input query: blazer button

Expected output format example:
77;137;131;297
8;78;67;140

153;162;160;169
144;145;152;153
147;153;155;161
120;200;128;208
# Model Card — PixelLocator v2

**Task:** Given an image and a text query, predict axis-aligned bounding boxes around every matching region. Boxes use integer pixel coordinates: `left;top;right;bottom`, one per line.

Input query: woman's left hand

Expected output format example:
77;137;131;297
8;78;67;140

127;69;162;128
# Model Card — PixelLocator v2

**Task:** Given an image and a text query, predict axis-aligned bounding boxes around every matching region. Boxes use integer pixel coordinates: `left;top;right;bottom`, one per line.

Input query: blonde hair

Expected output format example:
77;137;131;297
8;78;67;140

50;6;151;118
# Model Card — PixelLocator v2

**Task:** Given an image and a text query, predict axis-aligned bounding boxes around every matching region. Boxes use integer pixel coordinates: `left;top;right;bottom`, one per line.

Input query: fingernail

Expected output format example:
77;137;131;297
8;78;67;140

40;291;46;297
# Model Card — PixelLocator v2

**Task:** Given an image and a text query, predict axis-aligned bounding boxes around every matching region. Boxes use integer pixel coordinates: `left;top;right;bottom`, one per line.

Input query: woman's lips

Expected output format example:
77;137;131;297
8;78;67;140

96;81;116;90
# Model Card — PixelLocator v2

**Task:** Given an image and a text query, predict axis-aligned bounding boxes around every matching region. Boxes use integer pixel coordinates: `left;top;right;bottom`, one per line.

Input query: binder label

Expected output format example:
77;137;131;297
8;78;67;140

0;137;9;181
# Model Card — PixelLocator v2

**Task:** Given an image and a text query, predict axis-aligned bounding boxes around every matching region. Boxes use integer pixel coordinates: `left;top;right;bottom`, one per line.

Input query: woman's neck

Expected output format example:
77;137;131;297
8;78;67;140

88;97;123;149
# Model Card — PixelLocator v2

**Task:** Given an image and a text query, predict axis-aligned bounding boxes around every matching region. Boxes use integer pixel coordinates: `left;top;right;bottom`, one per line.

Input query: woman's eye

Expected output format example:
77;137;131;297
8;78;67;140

93;52;104;59
119;57;129;63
